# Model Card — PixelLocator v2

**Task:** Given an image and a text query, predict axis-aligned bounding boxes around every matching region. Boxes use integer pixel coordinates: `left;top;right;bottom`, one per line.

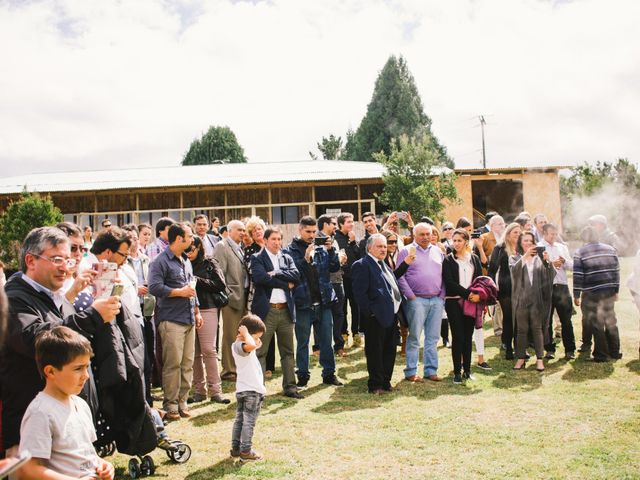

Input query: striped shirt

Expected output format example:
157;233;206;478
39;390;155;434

573;242;619;299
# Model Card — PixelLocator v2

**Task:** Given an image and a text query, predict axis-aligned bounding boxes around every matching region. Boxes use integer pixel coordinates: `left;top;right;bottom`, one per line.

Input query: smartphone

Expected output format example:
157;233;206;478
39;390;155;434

471;230;482;239
313;236;327;246
110;284;125;296
398;211;408;220
535;245;546;258
0;450;32;478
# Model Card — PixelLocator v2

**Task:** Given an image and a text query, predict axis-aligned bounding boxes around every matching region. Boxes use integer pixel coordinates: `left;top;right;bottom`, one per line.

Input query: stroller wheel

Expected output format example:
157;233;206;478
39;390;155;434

171;442;192;464
106;442;116;456
141;455;155;475
128;458;142;479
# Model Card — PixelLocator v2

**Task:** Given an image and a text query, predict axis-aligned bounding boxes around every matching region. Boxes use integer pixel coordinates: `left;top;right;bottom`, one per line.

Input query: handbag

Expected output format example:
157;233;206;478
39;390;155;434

211;288;229;308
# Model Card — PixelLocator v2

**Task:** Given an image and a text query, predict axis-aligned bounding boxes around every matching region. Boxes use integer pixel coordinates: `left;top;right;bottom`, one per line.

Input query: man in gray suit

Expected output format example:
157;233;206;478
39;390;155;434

213;220;249;380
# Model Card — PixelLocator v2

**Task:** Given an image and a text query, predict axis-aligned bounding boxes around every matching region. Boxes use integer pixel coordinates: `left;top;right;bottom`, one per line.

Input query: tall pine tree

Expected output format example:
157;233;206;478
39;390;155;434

181;126;247;165
344;55;453;168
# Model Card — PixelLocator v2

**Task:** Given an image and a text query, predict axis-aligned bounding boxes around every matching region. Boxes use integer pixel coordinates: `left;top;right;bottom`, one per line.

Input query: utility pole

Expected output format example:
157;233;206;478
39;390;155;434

479;115;487;169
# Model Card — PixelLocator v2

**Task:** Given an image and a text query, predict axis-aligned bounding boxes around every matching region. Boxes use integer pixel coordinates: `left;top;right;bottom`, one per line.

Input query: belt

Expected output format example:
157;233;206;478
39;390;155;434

270;303;287;309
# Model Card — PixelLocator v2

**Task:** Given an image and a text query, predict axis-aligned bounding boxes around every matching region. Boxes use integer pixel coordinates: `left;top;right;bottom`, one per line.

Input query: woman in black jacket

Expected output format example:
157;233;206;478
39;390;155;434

186;236;230;404
442;228;483;384
488;222;522;360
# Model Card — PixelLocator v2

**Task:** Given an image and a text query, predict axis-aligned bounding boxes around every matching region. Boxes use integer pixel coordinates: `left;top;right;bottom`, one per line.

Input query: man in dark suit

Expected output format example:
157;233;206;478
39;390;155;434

193;214;220;257
352;233;402;394
250;227;303;399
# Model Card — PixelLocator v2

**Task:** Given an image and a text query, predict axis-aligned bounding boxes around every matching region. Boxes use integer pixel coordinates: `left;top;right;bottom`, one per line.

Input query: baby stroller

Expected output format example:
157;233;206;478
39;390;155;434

95;408;192;478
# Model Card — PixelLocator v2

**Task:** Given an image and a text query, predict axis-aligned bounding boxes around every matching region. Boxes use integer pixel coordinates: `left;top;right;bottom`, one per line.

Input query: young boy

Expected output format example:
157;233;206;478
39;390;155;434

230;314;267;461
17;326;114;480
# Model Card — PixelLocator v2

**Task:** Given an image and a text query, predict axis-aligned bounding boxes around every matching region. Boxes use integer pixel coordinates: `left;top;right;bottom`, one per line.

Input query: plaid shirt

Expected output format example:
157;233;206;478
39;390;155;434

573;242;619;299
147;237;169;262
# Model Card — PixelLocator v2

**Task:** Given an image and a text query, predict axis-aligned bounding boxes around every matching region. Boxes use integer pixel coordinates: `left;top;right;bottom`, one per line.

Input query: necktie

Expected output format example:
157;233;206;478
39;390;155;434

378;261;401;304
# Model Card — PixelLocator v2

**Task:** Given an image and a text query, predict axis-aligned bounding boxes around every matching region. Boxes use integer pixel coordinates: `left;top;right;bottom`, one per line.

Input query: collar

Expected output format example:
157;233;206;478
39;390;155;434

414;242;432;253
367;253;384;266
20;272;57;300
227;237;242;251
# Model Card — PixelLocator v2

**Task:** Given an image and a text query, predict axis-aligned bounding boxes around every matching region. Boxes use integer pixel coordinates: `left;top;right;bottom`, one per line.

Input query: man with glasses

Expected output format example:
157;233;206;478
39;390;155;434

101;219;113;232
0;227;121;460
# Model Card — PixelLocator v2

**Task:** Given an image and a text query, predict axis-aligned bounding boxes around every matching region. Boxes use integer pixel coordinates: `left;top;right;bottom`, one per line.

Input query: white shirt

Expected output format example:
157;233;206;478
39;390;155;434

523;256;535;285
266;249;287;304
539;239;572;285
232;340;266;395
455;253;474;289
199;234;215;257
19;393;99;478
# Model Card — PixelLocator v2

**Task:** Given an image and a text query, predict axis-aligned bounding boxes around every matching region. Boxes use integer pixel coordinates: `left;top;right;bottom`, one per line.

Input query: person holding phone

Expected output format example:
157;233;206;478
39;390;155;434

510;231;555;371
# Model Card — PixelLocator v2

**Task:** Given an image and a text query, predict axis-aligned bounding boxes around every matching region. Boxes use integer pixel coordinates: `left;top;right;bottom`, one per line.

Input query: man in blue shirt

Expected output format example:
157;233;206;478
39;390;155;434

148;223;203;421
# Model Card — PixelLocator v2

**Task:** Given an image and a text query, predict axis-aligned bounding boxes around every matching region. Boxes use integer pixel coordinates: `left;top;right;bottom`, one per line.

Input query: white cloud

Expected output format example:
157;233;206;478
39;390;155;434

0;0;638;176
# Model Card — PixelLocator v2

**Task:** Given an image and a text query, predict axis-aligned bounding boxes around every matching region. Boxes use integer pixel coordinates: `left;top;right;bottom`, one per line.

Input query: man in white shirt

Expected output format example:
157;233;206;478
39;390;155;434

539;223;576;359
249;227;302;398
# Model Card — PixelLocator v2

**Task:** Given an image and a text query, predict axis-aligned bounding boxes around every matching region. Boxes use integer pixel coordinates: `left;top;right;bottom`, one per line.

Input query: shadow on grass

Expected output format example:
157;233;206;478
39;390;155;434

184;458;294;480
489;350;567;391
561;358;614;382
626;359;640;375
183;457;242;479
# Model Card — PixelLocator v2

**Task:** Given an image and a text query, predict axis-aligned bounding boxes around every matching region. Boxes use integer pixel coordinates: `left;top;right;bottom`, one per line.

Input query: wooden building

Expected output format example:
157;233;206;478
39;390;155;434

0;161;566;232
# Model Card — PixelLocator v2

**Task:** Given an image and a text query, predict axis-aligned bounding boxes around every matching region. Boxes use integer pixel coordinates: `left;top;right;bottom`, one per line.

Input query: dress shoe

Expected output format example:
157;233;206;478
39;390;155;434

544;352;555;360
165;411;180;422
335;349;347;357
284;390;304;399
405;375;423;383
370;389;387;395
179;409;192;418
611;352;623;360
211;394;231;404
230;448;241;458
296;377;309;388
565;351;576;360
505;351;515;360
221;372;237;381
322;376;344;386
192;393;207;403
426;374;443;382
577;345;592;353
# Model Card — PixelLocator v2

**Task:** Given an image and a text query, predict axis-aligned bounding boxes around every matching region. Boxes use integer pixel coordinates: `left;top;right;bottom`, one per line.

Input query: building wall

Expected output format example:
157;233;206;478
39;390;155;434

522;171;563;229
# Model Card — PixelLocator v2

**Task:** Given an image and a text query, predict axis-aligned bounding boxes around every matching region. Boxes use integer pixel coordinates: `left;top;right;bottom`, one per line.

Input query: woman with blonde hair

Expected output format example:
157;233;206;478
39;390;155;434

488;222;522;359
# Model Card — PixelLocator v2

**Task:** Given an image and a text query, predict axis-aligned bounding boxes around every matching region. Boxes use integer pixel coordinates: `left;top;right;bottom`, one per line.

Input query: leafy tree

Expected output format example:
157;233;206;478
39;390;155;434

181;126;247;165
344;55;454;168
0;191;64;271
317;134;343;160
560;158;640;253
376;130;459;222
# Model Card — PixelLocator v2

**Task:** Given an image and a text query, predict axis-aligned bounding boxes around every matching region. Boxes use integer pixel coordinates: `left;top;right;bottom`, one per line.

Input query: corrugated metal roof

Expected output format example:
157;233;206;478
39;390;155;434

0;160;387;195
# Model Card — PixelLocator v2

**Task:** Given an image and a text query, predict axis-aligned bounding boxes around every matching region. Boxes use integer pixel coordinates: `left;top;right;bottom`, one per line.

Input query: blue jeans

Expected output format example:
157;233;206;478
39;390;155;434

295;305;335;380
231;391;264;452
404;296;445;377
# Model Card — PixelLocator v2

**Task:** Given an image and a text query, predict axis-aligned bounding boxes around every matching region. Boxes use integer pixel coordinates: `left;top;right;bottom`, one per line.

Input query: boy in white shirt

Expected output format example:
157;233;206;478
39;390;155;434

230;314;266;461
18;326;114;480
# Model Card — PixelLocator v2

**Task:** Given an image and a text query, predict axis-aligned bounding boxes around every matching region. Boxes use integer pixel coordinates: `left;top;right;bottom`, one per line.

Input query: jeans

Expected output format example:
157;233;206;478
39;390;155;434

404;296;445;377
231;391;264;452
295;305;335;380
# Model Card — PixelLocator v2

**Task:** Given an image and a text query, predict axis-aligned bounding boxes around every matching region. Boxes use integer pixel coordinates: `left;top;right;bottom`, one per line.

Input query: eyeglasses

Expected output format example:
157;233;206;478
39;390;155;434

387;240;398;244
114;250;128;259
443;227;454;231
103;224;112;228
70;244;84;253
32;254;76;268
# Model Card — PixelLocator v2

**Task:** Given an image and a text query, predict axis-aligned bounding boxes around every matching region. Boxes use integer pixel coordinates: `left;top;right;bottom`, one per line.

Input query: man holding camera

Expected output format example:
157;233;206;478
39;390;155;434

284;216;343;388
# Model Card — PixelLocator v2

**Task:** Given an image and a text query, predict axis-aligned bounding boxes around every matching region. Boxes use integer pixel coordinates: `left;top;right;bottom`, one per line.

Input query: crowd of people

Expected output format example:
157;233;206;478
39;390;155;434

0;207;636;477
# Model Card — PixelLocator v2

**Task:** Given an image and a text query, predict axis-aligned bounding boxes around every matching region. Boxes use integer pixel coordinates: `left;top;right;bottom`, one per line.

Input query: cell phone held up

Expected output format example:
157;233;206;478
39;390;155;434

535;245;546;259
313;236;327;247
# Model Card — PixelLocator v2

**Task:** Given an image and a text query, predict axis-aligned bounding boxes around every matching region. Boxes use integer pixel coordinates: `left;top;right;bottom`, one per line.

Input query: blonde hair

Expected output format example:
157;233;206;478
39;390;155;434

245;216;266;240
500;222;521;257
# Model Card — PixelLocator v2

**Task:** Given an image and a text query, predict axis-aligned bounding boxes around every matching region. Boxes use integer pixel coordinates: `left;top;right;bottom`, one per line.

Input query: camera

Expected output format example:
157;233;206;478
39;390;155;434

313;236;327;247
471;230;482;239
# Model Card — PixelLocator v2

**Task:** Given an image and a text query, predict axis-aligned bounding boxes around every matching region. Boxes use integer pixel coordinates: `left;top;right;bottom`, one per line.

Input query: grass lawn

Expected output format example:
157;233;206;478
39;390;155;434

110;258;640;480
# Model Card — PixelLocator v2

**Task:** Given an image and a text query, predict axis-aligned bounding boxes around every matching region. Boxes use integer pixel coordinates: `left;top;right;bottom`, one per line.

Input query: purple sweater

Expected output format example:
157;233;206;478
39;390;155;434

396;243;445;299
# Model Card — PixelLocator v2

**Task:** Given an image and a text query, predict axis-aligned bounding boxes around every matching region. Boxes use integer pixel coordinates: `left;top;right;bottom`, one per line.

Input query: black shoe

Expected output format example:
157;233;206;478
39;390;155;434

296;377;309;388
612;352;623;360
186;396;196;404
322;376;344;386
284;390;304;399
477;362;492;371
453;373;463;385
577;345;591;353
524;353;531;360
505;351;514;360
462;372;475;381
592;357;608;363
544;352;555;360
565;351;576;360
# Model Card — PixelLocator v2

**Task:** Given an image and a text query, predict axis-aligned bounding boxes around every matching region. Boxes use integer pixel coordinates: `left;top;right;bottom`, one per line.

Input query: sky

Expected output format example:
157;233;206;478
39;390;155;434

0;0;638;177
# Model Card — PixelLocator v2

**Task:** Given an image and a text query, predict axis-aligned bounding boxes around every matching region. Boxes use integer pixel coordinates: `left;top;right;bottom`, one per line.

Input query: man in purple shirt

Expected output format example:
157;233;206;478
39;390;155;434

147;217;175;261
396;223;445;382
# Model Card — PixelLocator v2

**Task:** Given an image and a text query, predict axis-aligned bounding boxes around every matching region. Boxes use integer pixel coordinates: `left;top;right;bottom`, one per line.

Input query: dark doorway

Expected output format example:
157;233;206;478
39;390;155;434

471;179;523;227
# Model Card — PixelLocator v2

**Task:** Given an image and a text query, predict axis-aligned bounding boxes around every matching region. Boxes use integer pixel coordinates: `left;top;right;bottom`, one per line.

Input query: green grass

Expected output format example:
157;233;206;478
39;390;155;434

110;259;640;479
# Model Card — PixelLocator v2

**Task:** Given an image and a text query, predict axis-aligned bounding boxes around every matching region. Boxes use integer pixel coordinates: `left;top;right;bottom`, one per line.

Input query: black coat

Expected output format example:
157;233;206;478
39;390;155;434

442;253;483;298
0;273;104;449
488;244;512;296
88;301;157;456
191;256;227;310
